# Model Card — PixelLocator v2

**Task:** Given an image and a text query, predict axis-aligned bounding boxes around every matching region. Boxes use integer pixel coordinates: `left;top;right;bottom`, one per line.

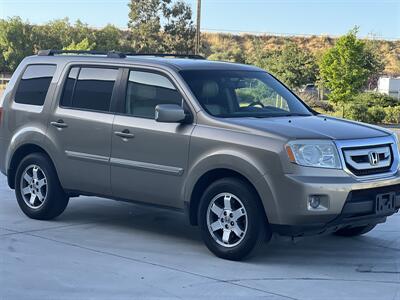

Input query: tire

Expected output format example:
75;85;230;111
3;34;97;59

15;153;69;220
198;177;271;260
334;224;376;237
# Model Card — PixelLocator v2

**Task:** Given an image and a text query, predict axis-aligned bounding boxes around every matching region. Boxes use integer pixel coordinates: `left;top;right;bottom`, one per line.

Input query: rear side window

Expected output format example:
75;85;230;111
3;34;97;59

14;64;56;106
60;67;118;112
125;70;182;118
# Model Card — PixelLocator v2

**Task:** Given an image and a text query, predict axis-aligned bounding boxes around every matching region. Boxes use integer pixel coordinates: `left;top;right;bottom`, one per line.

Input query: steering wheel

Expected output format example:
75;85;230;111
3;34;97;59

248;101;265;108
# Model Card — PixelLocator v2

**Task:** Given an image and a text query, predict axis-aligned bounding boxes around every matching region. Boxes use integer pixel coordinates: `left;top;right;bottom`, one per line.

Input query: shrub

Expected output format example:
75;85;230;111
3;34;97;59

384;106;400;124
367;106;386;124
345;102;369;122
351;92;398;107
341;102;387;124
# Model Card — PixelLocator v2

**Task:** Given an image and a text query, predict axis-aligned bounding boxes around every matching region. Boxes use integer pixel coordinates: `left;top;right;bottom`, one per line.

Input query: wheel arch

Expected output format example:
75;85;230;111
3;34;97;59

7;143;56;189
186;167;272;226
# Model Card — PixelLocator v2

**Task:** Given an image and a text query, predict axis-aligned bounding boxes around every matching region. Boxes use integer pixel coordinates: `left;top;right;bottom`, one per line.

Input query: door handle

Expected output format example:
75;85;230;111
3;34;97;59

114;129;135;139
50;120;68;128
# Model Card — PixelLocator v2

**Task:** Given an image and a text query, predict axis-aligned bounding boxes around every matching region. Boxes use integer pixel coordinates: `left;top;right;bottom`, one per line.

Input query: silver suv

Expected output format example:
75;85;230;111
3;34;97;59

0;50;399;260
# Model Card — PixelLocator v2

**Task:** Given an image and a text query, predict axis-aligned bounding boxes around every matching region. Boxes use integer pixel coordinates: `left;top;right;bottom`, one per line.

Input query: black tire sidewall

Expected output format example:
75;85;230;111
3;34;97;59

15;153;68;220
198;177;268;260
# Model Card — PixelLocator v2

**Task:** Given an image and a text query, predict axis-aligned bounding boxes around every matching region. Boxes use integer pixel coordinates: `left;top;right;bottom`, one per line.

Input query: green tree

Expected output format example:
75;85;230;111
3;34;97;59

32;19;96;51
71;20;96;46
319;28;384;106
63;38;95;51
162;1;195;53
0;17;34;72
128;0;162;52
32;18;73;51
128;0;195;53
94;24;123;51
262;42;317;89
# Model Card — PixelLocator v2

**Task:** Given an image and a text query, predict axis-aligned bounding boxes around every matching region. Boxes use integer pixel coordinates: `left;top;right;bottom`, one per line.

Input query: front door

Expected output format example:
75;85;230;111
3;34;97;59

110;69;194;208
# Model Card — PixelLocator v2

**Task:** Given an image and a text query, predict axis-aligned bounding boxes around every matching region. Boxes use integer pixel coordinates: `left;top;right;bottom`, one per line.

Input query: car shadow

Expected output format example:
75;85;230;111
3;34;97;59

55;196;398;266
57;196;203;243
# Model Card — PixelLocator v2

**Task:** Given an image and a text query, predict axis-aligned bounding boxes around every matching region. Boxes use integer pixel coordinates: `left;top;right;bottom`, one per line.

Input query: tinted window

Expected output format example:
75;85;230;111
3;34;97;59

125;71;182;118
60;67;79;108
60;67;118;112
15;65;56;105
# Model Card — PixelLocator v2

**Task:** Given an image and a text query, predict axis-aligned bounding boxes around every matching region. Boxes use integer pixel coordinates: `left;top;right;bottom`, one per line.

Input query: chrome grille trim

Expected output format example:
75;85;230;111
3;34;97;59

334;136;399;181
343;146;391;170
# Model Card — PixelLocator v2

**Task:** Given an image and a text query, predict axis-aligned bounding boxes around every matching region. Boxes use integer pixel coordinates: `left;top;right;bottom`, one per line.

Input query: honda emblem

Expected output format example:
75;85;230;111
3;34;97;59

368;151;380;166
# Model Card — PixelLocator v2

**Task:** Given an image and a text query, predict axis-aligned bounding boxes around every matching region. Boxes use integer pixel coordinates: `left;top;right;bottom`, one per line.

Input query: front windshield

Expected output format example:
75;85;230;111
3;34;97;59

180;70;313;118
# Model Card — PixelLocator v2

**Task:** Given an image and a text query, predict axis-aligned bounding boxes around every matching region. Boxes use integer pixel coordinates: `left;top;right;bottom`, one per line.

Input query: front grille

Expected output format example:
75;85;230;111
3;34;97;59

342;144;393;176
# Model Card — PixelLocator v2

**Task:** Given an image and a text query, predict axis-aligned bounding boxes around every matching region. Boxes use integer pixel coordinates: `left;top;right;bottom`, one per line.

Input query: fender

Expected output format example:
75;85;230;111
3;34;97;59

183;150;280;223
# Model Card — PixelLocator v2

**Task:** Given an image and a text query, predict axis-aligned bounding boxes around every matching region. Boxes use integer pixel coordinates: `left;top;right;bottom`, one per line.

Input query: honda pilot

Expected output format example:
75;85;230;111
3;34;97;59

0;50;399;260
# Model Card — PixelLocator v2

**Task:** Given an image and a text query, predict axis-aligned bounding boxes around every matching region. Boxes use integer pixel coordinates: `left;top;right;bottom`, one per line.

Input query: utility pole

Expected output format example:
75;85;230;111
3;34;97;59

195;0;201;54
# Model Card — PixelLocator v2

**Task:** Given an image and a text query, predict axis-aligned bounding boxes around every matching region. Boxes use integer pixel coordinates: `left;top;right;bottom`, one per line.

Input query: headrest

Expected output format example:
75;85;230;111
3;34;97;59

134;84;157;99
201;81;219;98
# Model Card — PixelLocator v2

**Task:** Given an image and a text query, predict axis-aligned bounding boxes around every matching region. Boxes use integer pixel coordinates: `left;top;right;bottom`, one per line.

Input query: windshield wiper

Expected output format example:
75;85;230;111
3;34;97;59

274;113;311;117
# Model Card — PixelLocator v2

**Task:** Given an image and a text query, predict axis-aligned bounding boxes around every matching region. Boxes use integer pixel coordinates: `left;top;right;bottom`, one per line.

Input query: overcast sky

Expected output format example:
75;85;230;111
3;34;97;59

1;0;399;39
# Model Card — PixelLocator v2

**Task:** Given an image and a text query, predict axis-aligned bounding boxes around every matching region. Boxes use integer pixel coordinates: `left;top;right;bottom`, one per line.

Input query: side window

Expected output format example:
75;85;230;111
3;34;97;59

60;67;118;112
125;70;182;118
15;64;56;105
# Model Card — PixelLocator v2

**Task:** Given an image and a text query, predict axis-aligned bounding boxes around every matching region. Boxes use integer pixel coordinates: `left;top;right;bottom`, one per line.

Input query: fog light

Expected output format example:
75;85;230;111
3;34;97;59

309;195;321;209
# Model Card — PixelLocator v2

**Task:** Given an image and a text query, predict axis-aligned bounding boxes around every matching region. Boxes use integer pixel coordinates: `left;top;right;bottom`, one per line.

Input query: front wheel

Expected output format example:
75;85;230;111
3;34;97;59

334;224;376;237
198;177;271;260
15;153;69;220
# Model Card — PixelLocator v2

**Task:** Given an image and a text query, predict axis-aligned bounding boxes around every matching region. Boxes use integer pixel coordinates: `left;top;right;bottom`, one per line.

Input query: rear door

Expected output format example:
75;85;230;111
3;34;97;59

47;65;121;195
110;68;195;208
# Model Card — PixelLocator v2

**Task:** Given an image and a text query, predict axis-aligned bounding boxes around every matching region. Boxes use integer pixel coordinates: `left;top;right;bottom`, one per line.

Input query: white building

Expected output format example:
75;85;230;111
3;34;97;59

377;77;400;100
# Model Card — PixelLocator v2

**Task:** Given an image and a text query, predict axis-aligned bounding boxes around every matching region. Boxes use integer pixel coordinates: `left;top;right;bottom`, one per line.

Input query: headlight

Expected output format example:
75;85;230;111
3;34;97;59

286;140;341;169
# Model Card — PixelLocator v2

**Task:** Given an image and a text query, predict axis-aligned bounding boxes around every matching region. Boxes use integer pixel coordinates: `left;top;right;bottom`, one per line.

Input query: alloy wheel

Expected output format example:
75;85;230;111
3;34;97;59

20;164;48;209
206;192;248;247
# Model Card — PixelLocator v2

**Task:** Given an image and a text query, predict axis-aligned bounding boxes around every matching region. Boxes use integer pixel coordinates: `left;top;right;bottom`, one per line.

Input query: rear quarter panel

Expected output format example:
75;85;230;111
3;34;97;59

0;57;64;174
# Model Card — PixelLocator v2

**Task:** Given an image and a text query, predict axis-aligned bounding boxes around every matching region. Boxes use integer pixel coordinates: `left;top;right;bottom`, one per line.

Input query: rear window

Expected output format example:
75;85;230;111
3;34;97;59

14;64;56;106
60;67;118;112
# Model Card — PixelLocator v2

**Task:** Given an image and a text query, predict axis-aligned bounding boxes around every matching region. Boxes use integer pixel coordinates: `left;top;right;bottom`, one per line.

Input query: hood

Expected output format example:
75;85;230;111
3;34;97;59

223;115;390;140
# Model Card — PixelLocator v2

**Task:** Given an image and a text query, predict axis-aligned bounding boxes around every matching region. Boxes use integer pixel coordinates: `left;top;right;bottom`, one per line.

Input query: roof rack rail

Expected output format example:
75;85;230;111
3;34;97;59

37;49;205;60
125;53;205;59
37;49;126;58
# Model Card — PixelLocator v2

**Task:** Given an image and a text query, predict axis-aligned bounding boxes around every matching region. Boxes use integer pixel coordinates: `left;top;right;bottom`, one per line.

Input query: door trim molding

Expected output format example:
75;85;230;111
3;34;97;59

65;151;110;164
110;157;184;176
64;151;184;176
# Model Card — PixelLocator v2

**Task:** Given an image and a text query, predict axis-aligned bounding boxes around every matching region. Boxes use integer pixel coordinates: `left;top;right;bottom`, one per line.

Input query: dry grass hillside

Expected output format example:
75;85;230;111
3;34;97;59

202;33;400;76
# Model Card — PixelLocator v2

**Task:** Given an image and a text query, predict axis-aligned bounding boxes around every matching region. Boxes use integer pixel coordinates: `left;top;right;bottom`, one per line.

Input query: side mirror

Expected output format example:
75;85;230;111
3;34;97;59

155;104;186;123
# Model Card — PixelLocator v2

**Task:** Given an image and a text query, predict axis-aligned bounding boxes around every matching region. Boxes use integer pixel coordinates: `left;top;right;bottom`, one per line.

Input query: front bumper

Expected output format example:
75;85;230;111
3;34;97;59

271;183;400;237
264;169;400;235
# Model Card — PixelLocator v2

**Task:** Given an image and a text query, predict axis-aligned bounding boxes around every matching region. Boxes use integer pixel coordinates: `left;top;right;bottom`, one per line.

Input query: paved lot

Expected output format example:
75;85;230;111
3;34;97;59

1;175;399;299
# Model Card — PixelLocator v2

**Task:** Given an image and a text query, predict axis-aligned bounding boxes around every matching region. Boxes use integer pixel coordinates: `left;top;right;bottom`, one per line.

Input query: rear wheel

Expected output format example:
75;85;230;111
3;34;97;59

198;177;271;260
334;224;376;237
15;153;69;220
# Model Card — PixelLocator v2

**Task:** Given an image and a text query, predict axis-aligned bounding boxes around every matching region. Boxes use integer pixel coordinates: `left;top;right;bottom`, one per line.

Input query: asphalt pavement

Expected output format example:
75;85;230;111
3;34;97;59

1;175;399;299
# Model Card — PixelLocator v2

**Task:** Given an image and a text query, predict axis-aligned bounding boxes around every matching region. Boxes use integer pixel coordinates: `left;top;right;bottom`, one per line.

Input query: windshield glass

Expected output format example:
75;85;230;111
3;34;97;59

180;70;313;118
